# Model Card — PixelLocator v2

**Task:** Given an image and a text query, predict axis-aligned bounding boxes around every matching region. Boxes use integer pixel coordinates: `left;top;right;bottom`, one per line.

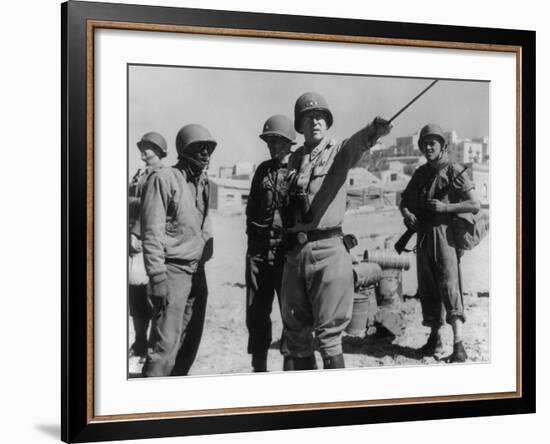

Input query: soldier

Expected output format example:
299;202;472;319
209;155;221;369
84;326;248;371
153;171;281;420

281;92;392;370
399;124;480;363
245;115;296;372
141;124;216;377
128;132;167;358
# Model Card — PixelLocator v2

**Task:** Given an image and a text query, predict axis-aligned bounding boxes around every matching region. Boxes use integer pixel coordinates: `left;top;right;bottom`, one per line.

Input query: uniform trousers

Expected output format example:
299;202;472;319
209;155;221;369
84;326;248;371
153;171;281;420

281;237;354;358
245;253;283;356
417;224;465;328
129;284;152;320
142;263;208;377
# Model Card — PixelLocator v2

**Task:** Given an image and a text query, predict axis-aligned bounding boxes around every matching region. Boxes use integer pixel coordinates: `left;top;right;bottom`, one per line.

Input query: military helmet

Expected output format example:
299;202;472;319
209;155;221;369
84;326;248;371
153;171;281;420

418;123;447;149
137;132;168;158
294;92;333;133
175;124;217;156
259;114;296;144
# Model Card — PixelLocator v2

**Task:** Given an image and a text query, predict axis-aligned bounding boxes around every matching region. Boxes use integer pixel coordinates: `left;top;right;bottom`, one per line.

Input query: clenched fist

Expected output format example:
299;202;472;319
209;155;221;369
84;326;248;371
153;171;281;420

366;116;392;146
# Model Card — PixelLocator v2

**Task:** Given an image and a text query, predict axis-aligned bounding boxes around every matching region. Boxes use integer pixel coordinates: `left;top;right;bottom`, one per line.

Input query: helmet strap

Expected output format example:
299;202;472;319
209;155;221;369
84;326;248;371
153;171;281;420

178;153;207;176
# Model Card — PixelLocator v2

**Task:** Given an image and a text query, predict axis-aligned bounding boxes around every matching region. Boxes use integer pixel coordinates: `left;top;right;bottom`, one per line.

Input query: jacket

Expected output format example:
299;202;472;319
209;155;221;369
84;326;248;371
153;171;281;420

141;165;212;282
246;159;286;256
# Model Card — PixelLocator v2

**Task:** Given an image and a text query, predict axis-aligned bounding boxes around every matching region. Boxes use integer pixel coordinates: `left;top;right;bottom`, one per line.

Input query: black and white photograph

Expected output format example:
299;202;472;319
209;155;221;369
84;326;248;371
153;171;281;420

0;0;544;441
127;65;491;378
56;1;536;441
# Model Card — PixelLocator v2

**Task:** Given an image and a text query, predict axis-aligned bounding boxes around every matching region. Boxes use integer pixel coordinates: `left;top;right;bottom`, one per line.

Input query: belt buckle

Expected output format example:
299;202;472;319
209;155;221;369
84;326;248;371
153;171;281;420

296;232;308;245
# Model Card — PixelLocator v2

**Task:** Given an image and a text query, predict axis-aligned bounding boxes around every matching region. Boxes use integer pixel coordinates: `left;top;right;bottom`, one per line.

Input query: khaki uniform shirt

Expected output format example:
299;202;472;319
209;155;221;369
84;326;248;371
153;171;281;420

285;126;375;232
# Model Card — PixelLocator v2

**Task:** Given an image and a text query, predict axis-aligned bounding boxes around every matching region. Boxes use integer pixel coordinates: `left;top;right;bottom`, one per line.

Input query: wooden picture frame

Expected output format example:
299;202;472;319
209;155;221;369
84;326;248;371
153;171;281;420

62;1;535;442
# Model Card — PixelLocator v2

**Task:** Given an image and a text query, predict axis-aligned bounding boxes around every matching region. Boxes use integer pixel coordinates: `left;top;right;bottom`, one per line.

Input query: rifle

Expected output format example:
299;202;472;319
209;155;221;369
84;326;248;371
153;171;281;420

394;165;468;255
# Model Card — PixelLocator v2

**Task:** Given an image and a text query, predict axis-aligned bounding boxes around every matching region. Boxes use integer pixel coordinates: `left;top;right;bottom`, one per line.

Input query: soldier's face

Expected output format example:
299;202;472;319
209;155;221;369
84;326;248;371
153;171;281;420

188;142;215;169
140;148;160;167
266;136;292;164
300;110;328;145
420;136;444;162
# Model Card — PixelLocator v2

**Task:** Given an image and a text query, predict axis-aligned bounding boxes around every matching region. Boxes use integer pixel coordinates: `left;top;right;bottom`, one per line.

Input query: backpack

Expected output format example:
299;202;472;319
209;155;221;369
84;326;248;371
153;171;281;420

445;165;490;250
452;211;489;250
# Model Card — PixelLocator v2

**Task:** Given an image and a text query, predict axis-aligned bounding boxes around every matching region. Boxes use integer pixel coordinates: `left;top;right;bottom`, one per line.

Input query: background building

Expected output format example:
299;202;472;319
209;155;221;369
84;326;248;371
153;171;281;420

209;177;251;213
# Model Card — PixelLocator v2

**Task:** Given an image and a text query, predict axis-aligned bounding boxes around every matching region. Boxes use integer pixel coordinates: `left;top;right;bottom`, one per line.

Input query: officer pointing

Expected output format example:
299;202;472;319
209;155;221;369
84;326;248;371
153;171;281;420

280;92;392;370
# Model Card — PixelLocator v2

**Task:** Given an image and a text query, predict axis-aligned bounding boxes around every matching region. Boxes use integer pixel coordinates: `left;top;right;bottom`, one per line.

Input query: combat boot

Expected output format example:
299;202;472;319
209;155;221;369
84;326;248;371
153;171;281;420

417;329;444;357
129;317;150;358
295;354;318;370
322;354;345;369
283;356;295;371
283;355;318;371
252;352;268;372
448;341;468;363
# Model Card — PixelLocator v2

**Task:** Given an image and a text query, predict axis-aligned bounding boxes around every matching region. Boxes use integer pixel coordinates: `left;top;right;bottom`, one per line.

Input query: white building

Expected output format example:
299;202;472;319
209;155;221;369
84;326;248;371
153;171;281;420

378;169;411;183
451;140;484;164
395;133;420;156
347;167;381;188
209;177;251;213
466;162;490;206
233;162;254;177
218;166;233;179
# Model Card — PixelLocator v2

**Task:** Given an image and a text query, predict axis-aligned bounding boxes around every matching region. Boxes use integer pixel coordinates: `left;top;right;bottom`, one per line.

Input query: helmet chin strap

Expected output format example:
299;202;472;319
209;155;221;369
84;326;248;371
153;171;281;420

179;153;208;174
429;144;450;170
438;143;449;160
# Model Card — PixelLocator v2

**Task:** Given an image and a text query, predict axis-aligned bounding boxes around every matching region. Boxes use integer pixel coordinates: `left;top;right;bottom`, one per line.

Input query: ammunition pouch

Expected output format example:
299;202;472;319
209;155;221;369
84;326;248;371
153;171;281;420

247;224;284;261
342;234;358;252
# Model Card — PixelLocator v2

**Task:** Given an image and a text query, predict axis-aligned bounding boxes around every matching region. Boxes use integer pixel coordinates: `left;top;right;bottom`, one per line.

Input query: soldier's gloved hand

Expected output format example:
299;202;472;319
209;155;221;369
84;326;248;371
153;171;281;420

366;116;392;146
151;274;169;299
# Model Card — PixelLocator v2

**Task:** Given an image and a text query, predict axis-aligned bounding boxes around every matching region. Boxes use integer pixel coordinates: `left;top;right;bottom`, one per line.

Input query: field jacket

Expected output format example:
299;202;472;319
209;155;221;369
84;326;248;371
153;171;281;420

141;165;212;282
401;157;474;230
246;159;286;257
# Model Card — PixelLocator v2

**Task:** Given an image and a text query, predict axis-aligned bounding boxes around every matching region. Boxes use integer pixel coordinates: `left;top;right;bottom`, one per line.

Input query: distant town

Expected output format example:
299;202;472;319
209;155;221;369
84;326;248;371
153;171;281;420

207;130;490;214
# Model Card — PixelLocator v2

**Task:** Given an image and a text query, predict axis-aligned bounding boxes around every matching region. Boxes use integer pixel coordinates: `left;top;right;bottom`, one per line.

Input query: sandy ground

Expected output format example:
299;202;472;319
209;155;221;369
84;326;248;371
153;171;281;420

129;207;490;376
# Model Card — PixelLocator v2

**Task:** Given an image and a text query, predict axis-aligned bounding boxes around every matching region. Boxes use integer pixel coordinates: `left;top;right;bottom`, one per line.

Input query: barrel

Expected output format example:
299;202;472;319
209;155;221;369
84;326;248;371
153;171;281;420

363;249;411;270
352;262;383;290
346;286;377;337
377;268;403;307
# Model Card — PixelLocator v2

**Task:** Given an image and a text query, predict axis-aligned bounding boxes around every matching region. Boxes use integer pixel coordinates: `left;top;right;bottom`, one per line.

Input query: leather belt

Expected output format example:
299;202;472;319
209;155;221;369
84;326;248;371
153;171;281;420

165;257;191;266
286;227;343;247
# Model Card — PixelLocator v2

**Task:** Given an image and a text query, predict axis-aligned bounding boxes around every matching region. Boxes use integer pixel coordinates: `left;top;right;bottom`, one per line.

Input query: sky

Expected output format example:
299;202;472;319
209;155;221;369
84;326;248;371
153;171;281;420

128;64;489;177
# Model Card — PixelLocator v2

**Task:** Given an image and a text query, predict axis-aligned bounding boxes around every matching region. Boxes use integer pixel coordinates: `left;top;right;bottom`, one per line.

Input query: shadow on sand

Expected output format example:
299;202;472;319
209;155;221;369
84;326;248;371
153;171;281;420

270;335;422;361
223;282;246;289
342;334;421;360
